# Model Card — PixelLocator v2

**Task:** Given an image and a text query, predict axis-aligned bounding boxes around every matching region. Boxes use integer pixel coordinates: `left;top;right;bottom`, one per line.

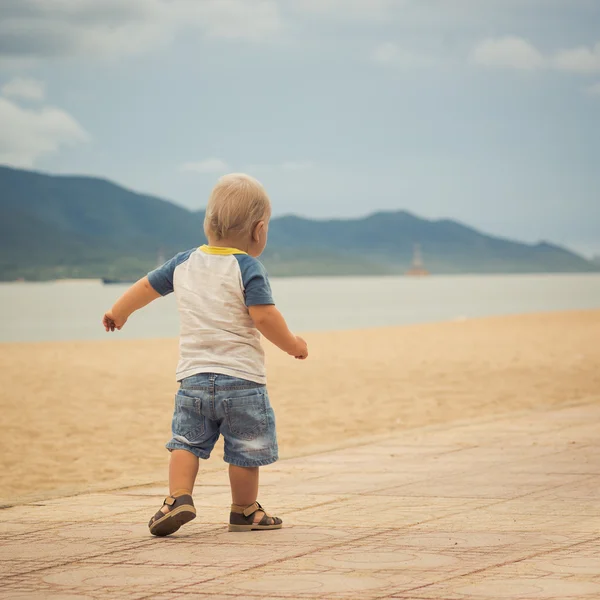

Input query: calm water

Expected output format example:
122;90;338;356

0;274;599;343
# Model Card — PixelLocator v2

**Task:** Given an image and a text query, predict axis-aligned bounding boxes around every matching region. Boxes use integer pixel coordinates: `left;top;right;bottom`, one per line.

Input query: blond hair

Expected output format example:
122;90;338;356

204;173;271;240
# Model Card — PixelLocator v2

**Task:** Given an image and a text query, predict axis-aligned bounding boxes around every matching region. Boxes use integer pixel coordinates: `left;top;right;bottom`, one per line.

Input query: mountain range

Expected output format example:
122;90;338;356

0;165;596;280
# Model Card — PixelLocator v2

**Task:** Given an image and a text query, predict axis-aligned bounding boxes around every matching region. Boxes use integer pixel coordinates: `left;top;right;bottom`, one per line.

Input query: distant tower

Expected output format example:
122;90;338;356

406;243;430;276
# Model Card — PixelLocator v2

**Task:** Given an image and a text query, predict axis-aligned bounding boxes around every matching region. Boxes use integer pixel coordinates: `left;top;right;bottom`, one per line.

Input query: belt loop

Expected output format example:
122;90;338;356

209;373;216;418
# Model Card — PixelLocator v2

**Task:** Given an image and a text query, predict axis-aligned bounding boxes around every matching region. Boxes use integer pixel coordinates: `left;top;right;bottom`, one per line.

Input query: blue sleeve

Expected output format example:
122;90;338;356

235;255;275;307
147;249;194;296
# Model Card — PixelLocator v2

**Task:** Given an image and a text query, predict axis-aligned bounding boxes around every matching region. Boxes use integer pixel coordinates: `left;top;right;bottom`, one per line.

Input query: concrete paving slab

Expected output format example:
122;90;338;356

1;401;599;600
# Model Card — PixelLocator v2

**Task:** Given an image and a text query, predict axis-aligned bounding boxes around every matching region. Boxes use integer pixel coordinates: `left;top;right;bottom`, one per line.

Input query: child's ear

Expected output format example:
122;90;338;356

253;221;265;242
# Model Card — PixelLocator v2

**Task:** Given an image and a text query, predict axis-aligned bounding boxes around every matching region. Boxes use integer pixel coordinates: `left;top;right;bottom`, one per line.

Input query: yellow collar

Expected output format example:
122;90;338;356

199;245;248;256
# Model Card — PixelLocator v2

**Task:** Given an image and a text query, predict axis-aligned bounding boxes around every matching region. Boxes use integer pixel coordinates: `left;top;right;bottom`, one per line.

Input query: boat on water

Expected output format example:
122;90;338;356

406;243;430;276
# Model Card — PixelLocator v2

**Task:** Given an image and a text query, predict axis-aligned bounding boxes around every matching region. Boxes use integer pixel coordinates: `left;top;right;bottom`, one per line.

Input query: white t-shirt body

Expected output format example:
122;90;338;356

148;245;274;384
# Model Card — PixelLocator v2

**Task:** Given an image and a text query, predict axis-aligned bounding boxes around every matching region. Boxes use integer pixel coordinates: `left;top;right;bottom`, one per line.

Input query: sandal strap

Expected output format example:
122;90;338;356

257;512;278;526
162;493;194;511
230;501;272;518
229;501;280;527
151;493;195;525
151;508;166;524
230;501;259;516
242;503;256;517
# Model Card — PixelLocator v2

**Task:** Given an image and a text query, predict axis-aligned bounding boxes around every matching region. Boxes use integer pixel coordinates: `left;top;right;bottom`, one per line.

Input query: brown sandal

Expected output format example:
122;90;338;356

149;491;196;537
228;501;282;532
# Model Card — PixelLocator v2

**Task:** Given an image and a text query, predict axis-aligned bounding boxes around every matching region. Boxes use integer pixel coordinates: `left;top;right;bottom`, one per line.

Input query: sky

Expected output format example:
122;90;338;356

0;0;599;256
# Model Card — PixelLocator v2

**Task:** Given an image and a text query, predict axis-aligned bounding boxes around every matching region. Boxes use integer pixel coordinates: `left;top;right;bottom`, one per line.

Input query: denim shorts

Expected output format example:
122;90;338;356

165;373;278;468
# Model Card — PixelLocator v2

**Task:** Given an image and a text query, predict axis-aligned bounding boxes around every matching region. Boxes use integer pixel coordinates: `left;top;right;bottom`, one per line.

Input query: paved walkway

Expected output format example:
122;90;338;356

1;402;599;600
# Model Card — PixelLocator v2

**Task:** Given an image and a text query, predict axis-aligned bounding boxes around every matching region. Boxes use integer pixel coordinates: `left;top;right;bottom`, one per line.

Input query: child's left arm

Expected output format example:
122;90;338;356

102;276;161;332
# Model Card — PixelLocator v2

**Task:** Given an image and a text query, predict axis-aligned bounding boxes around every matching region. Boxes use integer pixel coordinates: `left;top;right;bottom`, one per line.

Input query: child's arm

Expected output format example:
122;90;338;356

102;276;161;332
248;305;308;359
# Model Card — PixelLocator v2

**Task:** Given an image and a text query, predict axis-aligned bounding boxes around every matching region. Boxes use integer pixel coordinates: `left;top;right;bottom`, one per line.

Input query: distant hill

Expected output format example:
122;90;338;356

0;165;596;280
0;165;204;280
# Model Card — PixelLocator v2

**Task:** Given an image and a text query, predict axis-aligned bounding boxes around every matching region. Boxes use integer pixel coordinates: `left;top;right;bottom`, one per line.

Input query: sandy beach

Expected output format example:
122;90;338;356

1;310;599;506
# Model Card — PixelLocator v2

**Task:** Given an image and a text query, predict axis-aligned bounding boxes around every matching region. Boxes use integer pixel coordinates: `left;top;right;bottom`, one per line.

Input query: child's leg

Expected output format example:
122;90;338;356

149;450;198;536
170;449;199;495
229;465;279;525
216;378;281;530
229;464;259;506
157;449;199;516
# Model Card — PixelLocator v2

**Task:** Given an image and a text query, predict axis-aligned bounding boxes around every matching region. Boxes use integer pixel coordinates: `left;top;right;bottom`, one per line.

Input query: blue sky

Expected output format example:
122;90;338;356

1;0;599;255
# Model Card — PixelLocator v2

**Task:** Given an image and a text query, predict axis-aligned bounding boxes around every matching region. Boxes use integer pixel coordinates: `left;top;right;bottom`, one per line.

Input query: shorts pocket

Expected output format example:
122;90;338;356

172;391;205;445
224;390;268;441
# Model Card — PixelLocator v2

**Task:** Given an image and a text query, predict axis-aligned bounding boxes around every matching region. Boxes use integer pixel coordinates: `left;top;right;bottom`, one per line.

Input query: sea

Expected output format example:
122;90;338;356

0;274;599;343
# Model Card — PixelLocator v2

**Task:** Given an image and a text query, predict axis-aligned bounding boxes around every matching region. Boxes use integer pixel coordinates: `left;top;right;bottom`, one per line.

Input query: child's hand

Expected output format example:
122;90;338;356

102;310;127;332
293;336;308;360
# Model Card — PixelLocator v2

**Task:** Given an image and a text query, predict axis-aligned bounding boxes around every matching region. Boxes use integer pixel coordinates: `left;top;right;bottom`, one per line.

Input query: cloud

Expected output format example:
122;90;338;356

195;0;282;41
0;0;283;64
0;56;38;72
586;82;600;96
180;158;230;174
1;77;45;100
553;42;600;74
472;37;600;75
471;37;545;70
0;96;89;167
372;42;434;68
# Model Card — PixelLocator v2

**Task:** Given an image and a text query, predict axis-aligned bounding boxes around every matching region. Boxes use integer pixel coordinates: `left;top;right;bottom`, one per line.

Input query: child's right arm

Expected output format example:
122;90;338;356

102;276;160;332
249;305;308;360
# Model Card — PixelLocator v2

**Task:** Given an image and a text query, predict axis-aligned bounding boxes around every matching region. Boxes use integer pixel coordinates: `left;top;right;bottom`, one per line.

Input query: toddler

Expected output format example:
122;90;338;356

102;173;308;535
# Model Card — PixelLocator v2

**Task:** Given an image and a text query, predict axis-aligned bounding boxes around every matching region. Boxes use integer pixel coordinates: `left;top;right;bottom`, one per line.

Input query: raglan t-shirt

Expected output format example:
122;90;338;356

147;245;275;384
